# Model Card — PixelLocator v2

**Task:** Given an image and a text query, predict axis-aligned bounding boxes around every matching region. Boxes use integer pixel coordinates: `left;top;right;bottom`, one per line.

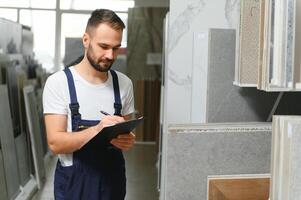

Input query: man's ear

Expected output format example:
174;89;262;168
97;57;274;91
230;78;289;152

82;33;90;49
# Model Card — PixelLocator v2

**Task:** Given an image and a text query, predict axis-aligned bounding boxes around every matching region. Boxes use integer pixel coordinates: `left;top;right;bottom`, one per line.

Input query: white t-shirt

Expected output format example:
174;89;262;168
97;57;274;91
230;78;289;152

42;66;135;166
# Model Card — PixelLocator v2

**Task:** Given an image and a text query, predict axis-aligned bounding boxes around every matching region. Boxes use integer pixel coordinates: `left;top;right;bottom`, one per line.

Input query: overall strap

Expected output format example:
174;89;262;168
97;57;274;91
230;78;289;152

110;70;122;116
63;67;81;131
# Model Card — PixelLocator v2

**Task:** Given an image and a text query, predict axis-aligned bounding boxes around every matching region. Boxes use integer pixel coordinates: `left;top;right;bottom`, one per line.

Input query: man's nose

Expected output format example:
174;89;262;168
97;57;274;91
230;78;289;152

105;49;114;60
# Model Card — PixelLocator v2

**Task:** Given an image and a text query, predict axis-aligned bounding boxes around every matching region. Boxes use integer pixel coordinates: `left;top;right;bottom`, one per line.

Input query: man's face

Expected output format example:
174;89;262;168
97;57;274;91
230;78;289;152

84;23;122;72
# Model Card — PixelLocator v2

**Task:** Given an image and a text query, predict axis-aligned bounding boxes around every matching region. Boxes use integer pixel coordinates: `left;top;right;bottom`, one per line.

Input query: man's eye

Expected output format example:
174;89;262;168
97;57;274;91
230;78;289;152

100;46;109;50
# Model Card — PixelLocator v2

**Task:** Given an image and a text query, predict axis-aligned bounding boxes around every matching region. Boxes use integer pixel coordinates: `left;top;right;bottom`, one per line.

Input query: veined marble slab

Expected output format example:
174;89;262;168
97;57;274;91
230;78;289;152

166;0;240;125
0;85;20;199
270;116;301;200
164;123;271;200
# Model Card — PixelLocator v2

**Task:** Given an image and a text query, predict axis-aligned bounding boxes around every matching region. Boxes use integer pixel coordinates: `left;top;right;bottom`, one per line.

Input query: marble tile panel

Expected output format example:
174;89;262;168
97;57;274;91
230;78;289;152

270;116;301;200
259;0;271;90
166;0;240;125
238;0;261;86
191;31;209;123
165;123;271;200
257;0;266;89
286;0;295;85
271;0;286;86
0;85;20;199
294;0;301;84
23;85;46;189
207;29;279;122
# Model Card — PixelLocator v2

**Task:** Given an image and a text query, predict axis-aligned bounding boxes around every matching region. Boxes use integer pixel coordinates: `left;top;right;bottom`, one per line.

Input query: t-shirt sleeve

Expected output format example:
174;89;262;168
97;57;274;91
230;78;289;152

122;79;135;116
42;73;68;115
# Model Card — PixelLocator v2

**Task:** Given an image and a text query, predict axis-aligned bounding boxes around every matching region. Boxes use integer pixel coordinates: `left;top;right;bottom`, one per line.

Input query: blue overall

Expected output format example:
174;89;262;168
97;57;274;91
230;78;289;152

54;68;126;200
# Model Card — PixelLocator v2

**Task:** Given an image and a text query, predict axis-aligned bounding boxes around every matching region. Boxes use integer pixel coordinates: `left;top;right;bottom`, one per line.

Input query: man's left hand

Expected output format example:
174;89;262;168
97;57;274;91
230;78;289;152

110;132;136;151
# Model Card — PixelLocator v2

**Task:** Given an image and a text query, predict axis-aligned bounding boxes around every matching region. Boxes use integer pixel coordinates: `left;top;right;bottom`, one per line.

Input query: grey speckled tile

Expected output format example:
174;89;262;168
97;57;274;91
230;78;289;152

238;0;261;86
207;29;279;123
165;123;271;200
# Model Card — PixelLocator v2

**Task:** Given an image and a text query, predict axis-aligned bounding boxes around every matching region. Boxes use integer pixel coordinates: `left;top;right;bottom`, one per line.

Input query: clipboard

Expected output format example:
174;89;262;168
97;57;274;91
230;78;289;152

86;117;144;147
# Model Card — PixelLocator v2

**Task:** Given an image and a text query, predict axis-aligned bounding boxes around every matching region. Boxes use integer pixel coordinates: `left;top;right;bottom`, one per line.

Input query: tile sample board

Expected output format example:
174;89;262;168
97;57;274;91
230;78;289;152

164;123;271;200
258;0;301;91
23;85;45;189
236;0;261;86
0;85;20;199
199;29;279;123
270;116;301;200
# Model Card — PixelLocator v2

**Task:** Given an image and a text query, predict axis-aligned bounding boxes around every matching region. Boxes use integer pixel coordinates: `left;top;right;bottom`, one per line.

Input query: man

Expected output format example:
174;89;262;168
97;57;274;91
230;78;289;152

43;9;135;200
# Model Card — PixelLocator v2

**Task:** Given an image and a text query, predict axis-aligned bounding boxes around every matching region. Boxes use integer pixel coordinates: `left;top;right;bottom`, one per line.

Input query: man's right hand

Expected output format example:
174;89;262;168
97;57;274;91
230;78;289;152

94;115;125;133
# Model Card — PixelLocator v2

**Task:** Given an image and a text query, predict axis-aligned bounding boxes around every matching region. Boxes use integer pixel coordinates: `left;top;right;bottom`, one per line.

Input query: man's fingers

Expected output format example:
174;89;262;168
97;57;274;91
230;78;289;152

110;136;135;151
117;132;135;139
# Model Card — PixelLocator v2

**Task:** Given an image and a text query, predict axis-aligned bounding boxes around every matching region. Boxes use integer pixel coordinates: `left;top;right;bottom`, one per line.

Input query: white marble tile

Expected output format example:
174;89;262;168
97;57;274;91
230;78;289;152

166;0;239;125
191;31;209;123
270;116;301;200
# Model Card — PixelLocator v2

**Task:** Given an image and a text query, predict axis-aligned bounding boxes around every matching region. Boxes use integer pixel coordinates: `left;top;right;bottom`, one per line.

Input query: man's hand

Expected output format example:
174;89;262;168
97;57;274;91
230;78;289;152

110;132;136;151
95;115;125;132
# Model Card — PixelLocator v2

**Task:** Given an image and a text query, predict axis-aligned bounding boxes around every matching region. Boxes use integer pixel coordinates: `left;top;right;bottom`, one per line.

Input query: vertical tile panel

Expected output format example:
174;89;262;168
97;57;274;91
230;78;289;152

0;85;20;198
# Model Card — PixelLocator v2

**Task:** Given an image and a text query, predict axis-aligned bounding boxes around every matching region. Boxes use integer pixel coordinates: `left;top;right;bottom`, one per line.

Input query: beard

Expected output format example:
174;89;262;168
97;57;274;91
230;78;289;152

86;45;114;72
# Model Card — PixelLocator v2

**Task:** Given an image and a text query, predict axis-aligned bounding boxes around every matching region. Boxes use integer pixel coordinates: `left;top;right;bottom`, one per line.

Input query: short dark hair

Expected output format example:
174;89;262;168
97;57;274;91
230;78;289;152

86;9;125;32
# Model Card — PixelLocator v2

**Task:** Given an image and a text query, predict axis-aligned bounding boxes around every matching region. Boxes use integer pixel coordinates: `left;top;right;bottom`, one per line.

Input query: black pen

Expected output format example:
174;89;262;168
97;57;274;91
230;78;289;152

100;110;110;116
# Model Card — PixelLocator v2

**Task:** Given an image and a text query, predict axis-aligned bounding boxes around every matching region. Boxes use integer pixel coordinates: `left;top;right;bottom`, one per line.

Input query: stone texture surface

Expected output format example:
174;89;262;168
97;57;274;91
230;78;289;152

165;123;271;200
238;0;261;86
270;116;301;200
207;29;279;123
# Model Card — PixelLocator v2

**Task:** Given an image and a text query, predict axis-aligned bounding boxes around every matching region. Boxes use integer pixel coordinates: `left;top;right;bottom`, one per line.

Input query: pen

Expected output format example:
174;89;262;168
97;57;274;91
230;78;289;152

100;110;110;116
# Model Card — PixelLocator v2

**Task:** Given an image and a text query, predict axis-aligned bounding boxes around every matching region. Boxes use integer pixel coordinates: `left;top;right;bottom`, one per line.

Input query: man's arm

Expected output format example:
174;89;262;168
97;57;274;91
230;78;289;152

44;113;124;154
